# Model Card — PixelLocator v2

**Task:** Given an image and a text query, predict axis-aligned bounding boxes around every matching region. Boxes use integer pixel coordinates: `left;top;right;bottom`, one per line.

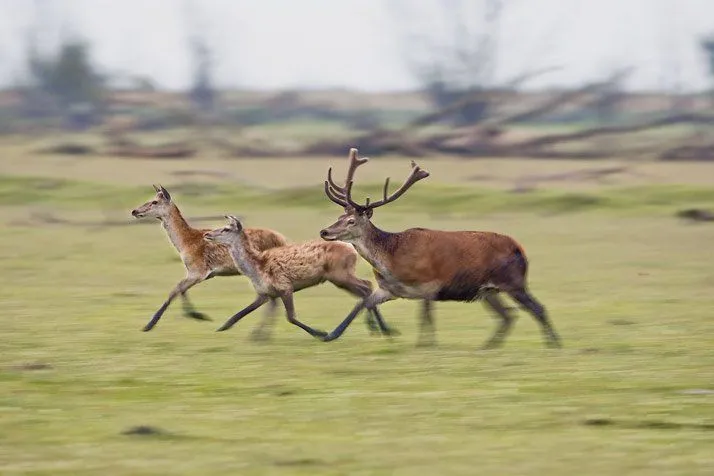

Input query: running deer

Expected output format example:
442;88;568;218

318;148;562;349
203;215;396;338
131;186;389;337
130;185;286;337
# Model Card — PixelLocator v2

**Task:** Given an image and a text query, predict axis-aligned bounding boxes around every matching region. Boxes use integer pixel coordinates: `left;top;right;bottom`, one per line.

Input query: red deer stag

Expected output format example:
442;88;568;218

203;215;395;338
318;149;561;349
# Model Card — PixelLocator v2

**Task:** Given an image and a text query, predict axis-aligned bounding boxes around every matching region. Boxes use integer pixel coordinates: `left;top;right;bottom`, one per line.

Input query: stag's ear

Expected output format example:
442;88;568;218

153;184;160;193
364;208;373;219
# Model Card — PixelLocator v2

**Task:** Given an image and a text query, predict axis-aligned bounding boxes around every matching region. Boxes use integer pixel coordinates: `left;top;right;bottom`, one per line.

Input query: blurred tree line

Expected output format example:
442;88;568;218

21;38;104;129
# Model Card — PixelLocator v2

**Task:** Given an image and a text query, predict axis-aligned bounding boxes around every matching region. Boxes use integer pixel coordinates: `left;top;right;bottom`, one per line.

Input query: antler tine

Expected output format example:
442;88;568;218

382;177;390;202
367;160;430;209
343;148;369;209
326;167;346;195
324;180;349;208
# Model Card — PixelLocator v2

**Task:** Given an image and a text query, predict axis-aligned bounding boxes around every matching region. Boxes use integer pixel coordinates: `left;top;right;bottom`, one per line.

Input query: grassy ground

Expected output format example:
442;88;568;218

1;150;713;475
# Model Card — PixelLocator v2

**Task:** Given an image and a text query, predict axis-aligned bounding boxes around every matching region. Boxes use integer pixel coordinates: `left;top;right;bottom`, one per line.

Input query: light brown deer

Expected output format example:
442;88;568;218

318;148;562;349
203;215;395;338
130;185;288;337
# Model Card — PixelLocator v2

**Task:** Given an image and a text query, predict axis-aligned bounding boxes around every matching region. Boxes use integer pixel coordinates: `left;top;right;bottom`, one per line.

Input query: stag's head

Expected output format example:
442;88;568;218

131;185;173;219
319;148;429;242
203;215;243;244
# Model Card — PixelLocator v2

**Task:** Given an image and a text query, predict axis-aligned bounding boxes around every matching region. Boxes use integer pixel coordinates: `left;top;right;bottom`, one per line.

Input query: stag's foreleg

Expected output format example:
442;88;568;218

326;274;400;337
416;300;436;347
323;288;396;342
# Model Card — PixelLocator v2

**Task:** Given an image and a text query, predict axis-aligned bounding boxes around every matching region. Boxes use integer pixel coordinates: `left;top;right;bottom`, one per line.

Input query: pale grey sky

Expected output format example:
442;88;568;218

0;0;712;92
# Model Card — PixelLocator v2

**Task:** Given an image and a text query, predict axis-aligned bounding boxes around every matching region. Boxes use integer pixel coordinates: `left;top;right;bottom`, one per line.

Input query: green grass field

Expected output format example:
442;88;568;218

1;149;713;475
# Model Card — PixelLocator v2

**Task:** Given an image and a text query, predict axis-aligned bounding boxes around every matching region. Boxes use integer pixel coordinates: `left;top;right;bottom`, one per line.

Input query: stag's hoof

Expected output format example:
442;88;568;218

382;327;401;338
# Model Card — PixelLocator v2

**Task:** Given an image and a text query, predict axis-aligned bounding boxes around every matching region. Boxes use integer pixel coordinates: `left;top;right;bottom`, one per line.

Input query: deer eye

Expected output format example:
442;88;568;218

151;200;158;205
347;218;356;225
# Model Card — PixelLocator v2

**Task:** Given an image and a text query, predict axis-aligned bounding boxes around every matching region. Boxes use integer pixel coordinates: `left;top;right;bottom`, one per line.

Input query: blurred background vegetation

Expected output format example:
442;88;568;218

1;1;713;475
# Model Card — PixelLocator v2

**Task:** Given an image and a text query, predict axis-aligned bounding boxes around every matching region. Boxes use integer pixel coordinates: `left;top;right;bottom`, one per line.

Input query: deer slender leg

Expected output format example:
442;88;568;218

481;293;516;349
143;276;204;332
279;291;328;338
509;289;561;348
248;297;279;342
180;292;211;321
323;288;395;342
216;295;269;332
416;300;436;347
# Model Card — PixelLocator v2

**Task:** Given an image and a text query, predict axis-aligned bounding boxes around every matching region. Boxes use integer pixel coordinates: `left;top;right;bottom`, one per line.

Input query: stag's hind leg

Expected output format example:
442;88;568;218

481;293;516;349
326;274;399;337
509;288;561;348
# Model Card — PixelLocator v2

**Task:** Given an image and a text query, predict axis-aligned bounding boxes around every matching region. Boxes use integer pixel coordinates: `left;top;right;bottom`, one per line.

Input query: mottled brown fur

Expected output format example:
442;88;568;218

204;216;395;338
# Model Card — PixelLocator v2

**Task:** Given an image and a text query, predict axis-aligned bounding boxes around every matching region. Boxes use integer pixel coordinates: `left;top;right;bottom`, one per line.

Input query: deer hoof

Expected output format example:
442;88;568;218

185;311;212;321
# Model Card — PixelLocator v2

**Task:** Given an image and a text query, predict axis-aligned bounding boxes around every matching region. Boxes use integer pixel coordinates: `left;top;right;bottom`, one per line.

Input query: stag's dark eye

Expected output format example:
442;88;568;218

151;201;158;205
347;218;355;225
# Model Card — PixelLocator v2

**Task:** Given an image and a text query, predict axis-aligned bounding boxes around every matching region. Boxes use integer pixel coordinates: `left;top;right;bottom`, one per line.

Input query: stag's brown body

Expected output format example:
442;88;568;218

355;226;527;301
319;148;561;348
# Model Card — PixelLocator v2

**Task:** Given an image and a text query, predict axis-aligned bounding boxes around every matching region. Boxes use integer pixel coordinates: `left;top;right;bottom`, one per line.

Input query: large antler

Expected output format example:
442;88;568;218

324;148;430;212
324;148;369;209
366;160;430;209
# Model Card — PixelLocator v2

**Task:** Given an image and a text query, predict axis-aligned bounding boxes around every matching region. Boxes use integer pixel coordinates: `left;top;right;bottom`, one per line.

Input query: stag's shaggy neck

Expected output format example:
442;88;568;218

161;204;194;253
351;221;399;272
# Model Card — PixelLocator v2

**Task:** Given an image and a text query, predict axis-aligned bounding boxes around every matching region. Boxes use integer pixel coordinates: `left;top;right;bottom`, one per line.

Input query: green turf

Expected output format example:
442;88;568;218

1;171;713;475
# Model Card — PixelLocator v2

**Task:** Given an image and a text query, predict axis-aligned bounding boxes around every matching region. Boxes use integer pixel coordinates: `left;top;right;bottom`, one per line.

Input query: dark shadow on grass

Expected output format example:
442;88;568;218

582;418;714;431
122;425;169;436
273;458;326;467
14;362;53;371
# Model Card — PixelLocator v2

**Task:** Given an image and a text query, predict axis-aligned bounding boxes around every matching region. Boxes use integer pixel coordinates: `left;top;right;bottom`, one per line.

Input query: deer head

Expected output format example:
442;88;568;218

131;185;173;219
320;148;429;242
203;215;243;244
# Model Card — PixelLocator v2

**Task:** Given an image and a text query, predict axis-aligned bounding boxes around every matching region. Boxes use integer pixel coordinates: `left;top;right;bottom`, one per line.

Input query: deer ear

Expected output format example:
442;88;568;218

364;208;373;219
153;184;160;193
158;185;171;201
225;215;241;227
